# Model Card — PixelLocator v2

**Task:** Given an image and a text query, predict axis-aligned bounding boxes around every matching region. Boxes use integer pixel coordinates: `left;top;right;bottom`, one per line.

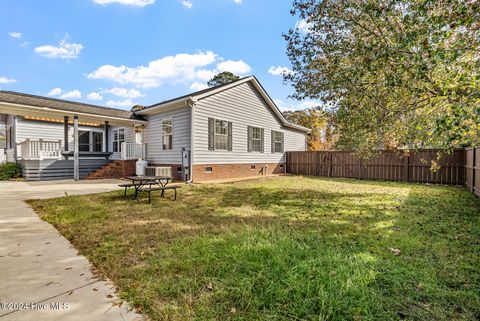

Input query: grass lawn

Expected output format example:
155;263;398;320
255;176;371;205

28;176;480;320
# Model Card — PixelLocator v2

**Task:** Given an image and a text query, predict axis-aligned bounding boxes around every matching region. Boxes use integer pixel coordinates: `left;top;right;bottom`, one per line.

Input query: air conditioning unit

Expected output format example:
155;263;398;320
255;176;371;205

145;166;172;178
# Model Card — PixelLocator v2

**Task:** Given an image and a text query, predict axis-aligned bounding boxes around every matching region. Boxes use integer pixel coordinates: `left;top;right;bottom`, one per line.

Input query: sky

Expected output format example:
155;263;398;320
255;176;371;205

0;0;318;112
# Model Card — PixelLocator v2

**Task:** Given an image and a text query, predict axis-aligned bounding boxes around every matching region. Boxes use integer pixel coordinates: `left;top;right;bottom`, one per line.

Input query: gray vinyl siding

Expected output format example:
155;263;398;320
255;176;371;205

193;82;306;165
144;107;191;164
14;117;135;159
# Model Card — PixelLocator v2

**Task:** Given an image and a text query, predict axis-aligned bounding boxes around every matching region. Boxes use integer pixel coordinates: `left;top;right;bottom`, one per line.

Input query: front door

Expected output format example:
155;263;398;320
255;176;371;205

78;131;90;152
92;132;103;152
78;130;103;152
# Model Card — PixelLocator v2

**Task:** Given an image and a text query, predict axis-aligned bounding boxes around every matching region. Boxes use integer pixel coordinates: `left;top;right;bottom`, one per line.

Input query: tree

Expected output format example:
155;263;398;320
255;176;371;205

283;107;336;150
207;72;240;87
284;0;480;155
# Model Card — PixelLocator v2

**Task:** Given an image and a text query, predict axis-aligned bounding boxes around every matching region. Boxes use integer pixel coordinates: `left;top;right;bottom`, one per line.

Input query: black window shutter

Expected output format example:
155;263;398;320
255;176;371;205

281;132;285;153
208;117;215;150
227;121;233;151
260;128;264;153
271;130;275;153
247;126;252;152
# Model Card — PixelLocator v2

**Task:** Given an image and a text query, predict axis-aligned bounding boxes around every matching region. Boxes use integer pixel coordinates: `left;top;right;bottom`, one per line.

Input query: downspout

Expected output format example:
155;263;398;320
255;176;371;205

187;97;197;183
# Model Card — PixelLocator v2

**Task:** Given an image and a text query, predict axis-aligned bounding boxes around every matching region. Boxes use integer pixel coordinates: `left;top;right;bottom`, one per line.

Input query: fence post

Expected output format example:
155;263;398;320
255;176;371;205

473;147;476;193
358;157;362;179
404;152;410;182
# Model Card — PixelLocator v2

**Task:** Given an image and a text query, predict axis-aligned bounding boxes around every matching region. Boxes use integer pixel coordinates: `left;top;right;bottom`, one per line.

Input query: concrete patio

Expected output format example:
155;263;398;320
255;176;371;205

0;180;143;321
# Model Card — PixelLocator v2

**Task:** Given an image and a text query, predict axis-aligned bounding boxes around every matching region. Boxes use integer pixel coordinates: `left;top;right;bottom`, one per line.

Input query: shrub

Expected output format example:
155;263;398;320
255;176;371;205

0;162;22;180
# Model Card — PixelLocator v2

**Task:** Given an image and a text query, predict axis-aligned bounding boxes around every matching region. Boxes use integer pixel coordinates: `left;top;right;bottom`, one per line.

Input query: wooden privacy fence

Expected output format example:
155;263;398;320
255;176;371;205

465;148;480;197
286;149;468;186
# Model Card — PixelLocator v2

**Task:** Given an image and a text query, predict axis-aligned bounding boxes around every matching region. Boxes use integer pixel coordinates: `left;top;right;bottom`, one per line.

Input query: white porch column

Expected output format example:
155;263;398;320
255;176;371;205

73;115;79;181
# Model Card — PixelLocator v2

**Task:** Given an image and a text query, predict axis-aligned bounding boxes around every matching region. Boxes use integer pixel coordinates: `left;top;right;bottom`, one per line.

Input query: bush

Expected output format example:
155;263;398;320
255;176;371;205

0;162;22;180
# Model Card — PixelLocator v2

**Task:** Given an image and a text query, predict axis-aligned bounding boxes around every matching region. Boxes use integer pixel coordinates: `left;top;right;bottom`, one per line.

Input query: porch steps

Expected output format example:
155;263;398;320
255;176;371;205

20;159;111;181
84;160;136;180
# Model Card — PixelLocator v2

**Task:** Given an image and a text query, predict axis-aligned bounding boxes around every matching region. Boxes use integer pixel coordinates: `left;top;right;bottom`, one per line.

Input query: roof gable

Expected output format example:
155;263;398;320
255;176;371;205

138;76;311;133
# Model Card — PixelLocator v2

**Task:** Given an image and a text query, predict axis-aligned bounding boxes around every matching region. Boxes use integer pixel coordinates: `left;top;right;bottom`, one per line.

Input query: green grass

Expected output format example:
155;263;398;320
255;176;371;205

28;176;480;320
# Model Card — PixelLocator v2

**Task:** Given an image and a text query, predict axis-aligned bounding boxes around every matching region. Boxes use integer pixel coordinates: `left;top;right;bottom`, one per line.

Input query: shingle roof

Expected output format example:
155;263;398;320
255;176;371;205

0;91;144;121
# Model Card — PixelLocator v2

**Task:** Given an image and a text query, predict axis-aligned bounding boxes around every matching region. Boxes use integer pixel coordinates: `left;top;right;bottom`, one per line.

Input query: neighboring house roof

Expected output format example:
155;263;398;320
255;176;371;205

0;91;144;121
138;76;311;133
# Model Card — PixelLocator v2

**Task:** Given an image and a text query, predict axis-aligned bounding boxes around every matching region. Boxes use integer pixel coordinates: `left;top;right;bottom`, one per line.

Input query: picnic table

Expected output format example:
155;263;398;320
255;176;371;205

124;176;172;200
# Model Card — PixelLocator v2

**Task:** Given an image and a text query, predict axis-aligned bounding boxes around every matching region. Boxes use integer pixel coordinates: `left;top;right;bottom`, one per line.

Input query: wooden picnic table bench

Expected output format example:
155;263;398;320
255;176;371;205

141;185;181;203
120;176;178;203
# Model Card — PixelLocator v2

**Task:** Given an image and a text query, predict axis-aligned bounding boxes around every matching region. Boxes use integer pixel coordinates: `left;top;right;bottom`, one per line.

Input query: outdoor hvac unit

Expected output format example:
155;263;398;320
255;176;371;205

145;166;172;178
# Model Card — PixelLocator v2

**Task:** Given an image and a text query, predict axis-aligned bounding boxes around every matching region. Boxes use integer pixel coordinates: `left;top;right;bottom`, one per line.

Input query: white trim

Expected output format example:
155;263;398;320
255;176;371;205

189;101;195;183
135;77;311;133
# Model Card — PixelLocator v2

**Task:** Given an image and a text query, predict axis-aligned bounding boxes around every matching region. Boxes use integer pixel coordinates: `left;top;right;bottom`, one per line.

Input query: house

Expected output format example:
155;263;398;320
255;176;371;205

0;76;310;181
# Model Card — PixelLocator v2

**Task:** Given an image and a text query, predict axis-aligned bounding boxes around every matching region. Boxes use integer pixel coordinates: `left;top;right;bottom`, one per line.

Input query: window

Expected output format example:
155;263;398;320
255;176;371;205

208;118;232;151
215;119;228;150
92;132;103;152
251;165;256;170
272;131;284;153
78;131;90;152
248;126;264;152
112;128;125;153
205;166;213;173
162;119;173;150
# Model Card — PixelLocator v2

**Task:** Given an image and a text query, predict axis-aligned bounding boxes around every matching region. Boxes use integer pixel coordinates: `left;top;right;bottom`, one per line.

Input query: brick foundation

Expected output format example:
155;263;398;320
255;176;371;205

192;163;285;182
85;160;136;180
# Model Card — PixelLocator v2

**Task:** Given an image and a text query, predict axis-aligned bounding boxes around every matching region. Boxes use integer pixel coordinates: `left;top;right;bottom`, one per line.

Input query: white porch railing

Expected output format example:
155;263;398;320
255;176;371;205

121;142;146;160
18;139;62;160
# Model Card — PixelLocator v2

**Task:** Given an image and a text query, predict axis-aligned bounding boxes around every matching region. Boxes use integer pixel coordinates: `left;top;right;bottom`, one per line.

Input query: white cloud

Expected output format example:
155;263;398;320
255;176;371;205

20;41;29;47
217;59;251;75
106;99;135;107
8;32;22;39
182;0;192;8
88;51;218;88
296;19;313;34
93;0;155;6
34;38;83;59
189;82;208;91
107;87;143;99
268;66;292;76
274;98;320;111
47;87;63;96
87;92;103;100
195;69;216;81
233;0;242;3
60;90;82;99
0;77;17;84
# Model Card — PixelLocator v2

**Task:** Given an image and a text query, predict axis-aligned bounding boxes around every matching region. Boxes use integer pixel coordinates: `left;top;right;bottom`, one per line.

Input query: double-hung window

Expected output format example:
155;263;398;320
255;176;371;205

271;130;284;153
214;119;228;150
248;126;264;152
208;118;232;151
112;128;125;153
162;119;173;150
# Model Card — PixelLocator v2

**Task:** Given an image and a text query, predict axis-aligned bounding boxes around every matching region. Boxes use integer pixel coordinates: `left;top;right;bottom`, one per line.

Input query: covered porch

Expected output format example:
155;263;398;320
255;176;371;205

0;93;147;180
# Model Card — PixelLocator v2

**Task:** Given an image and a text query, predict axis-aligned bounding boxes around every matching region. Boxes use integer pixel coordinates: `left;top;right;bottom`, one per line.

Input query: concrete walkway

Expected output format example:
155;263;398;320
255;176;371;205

0;180;143;321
